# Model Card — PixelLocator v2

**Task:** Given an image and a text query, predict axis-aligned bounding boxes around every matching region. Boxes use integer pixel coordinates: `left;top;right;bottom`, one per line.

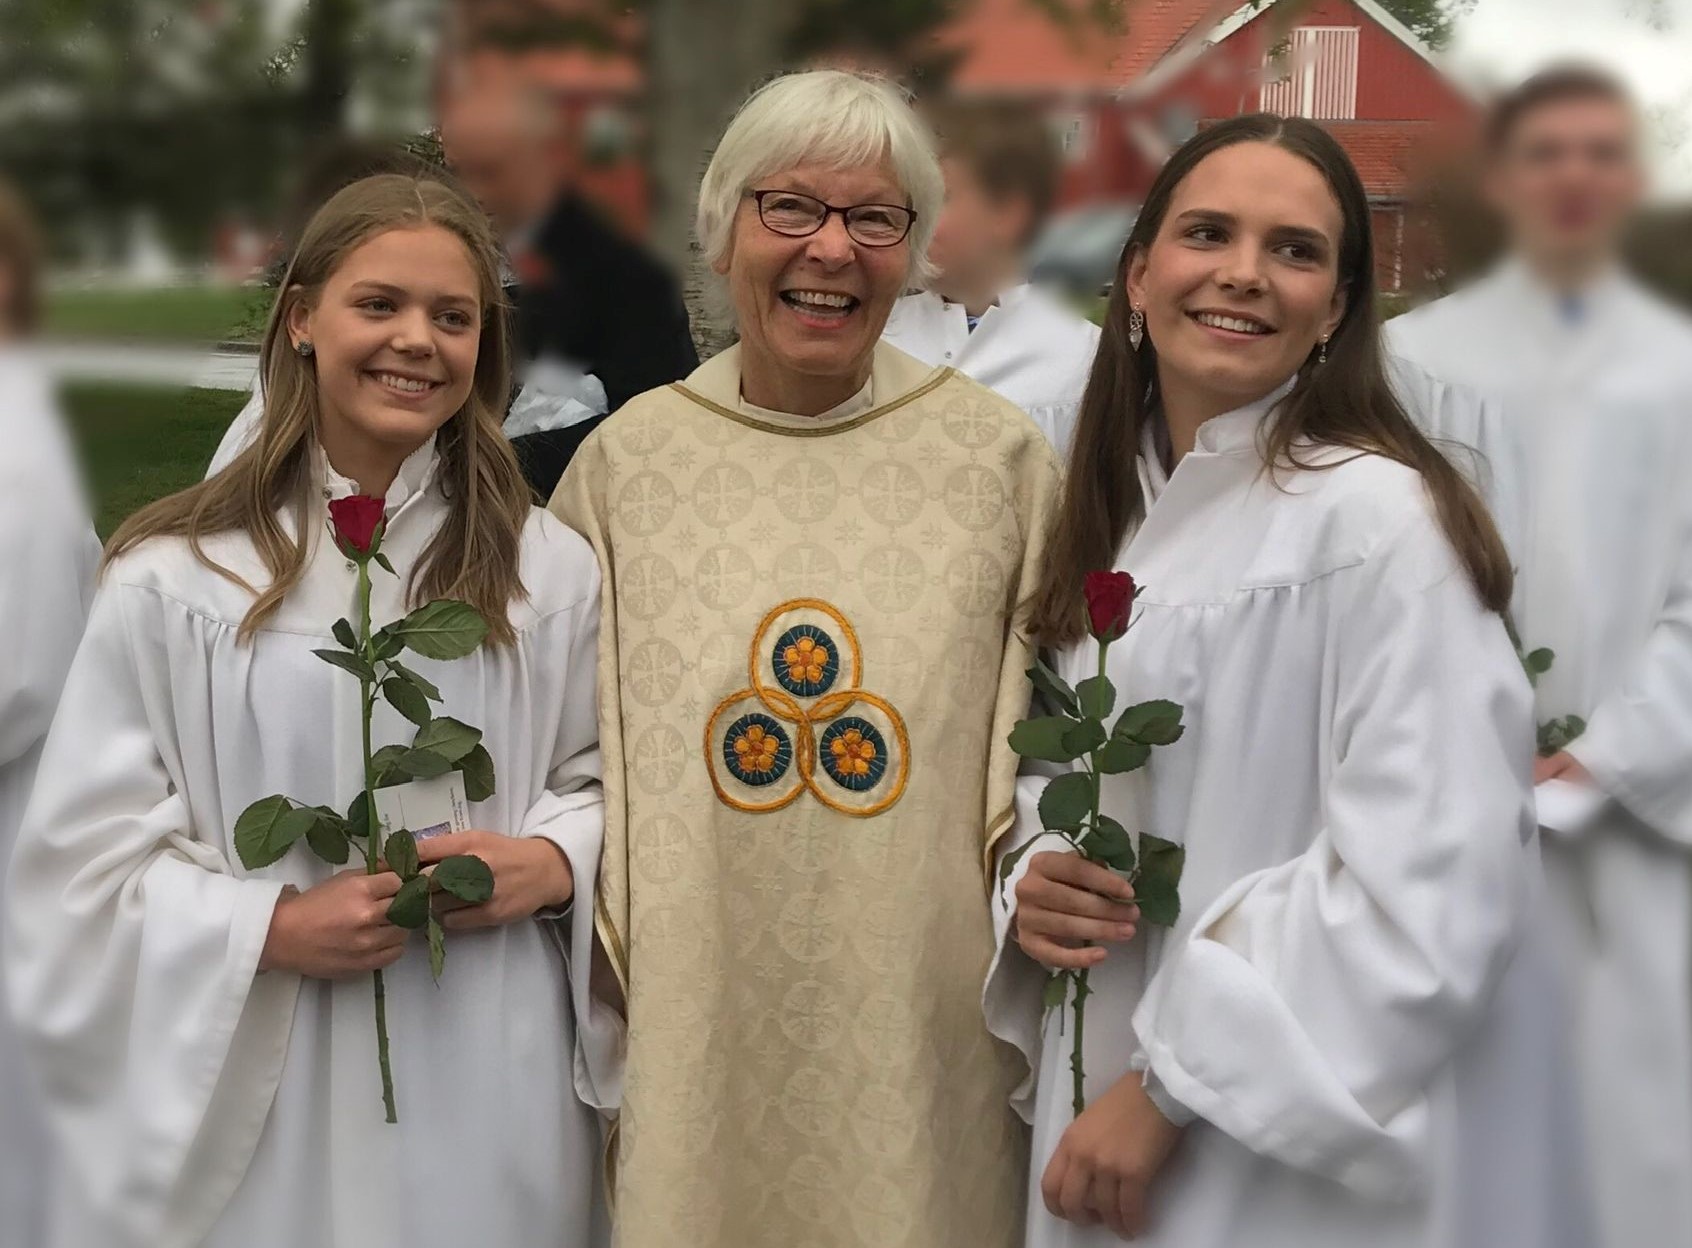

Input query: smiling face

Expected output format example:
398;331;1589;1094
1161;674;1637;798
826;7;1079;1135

716;159;913;407
1126;141;1347;420
287;224;482;477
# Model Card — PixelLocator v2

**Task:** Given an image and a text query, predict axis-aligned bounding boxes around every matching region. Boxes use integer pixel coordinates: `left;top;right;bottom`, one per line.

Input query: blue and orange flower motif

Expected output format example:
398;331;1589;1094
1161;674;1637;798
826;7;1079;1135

724;713;792;786
773;624;839;697
820;717;888;792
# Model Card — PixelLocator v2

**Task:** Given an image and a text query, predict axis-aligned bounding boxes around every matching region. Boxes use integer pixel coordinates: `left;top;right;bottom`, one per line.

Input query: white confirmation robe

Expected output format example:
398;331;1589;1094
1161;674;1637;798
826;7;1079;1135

0;352;100;1248
3;441;611;1248
882;283;1101;456
984;386;1590;1247
1387;261;1692;1247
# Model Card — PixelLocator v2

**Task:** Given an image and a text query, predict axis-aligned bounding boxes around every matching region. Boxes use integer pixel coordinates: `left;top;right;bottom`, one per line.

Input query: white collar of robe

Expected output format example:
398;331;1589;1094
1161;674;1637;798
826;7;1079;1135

1494;254;1628;332
315;433;440;518
1192;376;1298;456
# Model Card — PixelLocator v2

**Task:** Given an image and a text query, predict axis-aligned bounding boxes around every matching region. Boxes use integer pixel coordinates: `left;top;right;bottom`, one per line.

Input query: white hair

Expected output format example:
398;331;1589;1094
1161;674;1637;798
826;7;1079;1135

696;69;943;286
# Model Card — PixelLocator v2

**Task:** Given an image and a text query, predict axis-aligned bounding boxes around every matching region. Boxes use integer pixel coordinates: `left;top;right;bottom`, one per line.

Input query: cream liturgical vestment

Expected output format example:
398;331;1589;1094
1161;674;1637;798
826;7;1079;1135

551;342;1060;1248
4;440;611;1248
1387;262;1692;1248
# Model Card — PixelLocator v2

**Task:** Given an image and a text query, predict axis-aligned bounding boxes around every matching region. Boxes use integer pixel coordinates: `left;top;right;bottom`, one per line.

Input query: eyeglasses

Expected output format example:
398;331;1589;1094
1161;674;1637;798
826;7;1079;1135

749;189;917;247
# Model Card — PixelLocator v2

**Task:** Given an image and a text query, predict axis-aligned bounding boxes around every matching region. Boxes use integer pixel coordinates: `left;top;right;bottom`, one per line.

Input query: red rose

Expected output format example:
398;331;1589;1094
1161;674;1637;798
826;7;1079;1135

1084;570;1136;641
329;494;385;557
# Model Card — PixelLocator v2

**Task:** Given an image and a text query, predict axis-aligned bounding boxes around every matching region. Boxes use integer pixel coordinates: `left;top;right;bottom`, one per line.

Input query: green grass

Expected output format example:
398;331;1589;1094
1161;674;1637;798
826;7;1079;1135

61;383;249;538
44;285;270;345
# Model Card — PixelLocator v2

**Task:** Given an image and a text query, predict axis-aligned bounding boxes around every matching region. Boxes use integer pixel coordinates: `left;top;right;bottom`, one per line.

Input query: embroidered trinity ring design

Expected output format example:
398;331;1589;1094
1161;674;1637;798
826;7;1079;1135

707;598;910;817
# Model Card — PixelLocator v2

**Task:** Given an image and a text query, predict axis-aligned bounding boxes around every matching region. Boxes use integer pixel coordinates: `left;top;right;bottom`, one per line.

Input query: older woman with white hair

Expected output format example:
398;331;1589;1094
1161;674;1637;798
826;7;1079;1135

552;69;1060;1248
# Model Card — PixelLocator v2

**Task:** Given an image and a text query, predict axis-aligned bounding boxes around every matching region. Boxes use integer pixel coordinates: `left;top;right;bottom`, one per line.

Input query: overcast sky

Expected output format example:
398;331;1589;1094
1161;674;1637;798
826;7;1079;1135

1445;0;1692;196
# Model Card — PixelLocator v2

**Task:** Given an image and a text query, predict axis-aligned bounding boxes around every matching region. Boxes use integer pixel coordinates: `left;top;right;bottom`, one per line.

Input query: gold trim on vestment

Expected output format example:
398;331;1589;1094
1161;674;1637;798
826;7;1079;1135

669;366;954;437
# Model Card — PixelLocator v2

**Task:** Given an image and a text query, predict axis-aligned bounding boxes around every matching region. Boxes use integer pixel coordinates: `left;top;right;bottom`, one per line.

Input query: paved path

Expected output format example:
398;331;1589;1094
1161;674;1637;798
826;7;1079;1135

34;341;259;391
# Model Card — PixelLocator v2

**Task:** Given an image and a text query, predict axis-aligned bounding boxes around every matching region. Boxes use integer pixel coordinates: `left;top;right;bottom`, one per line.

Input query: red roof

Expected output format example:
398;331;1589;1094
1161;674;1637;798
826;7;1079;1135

937;0;1238;93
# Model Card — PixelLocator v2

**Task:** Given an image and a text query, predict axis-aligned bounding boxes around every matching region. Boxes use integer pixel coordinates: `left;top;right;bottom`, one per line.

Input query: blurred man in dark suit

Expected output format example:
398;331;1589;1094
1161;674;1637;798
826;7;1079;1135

442;73;697;499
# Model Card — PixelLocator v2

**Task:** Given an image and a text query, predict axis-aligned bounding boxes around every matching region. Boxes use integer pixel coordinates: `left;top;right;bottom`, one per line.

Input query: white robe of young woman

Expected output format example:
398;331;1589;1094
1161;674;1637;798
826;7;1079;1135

1388;262;1692;1248
0;352;100;1248
881;283;1101;456
3;439;615;1248
984;386;1591;1248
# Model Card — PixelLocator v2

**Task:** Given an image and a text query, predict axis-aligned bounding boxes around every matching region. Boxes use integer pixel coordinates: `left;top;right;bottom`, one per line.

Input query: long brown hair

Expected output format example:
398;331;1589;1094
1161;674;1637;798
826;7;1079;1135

1029;114;1512;645
105;173;534;644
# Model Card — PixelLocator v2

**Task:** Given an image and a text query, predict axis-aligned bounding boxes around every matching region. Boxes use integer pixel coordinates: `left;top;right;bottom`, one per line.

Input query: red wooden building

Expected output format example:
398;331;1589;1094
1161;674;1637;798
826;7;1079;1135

934;0;1478;291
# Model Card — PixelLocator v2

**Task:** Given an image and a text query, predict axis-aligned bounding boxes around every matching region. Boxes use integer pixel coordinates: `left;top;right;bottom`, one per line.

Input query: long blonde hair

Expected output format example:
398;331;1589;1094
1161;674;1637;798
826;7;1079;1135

105;174;533;644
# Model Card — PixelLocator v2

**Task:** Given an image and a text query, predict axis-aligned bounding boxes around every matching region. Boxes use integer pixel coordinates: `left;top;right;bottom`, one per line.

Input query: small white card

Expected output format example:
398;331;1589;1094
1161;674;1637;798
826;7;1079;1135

374;772;471;843
1534;777;1608;839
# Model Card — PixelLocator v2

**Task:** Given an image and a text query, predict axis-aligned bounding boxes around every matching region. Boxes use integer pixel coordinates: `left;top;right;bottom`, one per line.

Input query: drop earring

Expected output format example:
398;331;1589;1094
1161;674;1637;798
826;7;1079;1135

1128;306;1145;350
1317;335;1328;365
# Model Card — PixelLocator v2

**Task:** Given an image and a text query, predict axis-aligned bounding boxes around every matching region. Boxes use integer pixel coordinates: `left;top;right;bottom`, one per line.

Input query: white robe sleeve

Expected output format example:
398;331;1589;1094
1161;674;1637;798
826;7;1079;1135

205;384;264;478
1132;514;1536;1201
1567;482;1692;847
981;761;1074;1120
517;574;624;1115
1;581;299;1244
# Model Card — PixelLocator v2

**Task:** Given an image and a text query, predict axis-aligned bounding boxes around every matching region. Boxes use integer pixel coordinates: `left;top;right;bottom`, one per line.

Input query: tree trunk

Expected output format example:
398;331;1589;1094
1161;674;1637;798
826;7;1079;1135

302;0;359;136
645;0;796;359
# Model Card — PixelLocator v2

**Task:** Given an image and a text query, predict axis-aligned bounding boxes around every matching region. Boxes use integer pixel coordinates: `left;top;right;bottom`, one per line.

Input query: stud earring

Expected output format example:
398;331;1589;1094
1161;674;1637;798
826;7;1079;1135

1128;307;1145;350
296;340;315;358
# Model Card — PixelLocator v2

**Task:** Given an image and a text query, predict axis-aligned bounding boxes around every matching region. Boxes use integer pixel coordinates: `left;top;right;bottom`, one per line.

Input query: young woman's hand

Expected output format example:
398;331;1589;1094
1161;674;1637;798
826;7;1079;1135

1534;750;1594;787
1042;1072;1185;1239
259;869;408;979
415;830;574;931
1014;850;1140;970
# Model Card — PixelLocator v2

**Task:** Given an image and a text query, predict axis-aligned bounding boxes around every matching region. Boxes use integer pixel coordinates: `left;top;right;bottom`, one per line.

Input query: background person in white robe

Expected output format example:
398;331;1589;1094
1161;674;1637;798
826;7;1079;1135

4;174;610;1248
1386;65;1692;1248
984;114;1590;1247
0;177;101;1248
881;97;1100;455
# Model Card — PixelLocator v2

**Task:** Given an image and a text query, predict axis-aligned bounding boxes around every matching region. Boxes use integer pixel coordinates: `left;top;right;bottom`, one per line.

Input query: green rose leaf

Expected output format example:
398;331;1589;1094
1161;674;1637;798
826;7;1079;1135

1042;972;1070;1012
374;551;399;578
382;677;433;728
410;716;482;764
1077;675;1116;721
458;742;496;803
347;790;373;839
312;648;377;684
385;828;420;880
398;748;455;780
387;658;442;703
1038;772;1095;832
396;600;490;661
234;795;311;870
332;618;357;651
427;914;447;981
1114;699;1185;746
996;837;1040;892
1136;833;1185;927
1008;716;1086;763
386;874;432;930
372;625;404;663
431;854;494;904
1062;718;1107;756
1081;815;1136;873
1525;647;1555;676
304;809;351;865
371;743;410;788
1096;736;1152;775
1027;657;1080;717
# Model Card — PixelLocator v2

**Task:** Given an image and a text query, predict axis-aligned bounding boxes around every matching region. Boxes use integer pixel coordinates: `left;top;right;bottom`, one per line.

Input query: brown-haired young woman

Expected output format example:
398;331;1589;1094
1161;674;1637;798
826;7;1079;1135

5;174;609;1247
984;115;1590;1248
